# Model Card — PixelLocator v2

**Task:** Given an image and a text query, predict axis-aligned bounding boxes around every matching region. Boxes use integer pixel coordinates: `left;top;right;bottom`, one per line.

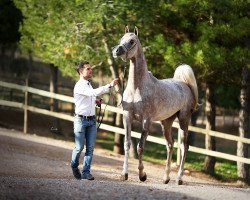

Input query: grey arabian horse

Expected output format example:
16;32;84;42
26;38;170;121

112;26;198;185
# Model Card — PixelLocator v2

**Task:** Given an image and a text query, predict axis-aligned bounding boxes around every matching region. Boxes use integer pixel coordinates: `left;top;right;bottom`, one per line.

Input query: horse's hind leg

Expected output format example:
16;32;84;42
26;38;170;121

121;111;132;181
161;115;176;184
137;118;151;182
176;115;190;185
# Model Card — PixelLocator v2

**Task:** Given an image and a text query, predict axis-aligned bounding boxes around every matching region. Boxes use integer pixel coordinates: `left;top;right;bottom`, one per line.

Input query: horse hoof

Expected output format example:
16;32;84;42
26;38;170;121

139;173;147;182
120;173;128;181
163;179;170;184
177;179;183;185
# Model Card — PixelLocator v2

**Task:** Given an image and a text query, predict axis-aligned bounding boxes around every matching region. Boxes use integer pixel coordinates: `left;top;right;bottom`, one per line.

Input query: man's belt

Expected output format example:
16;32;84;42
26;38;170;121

75;114;95;120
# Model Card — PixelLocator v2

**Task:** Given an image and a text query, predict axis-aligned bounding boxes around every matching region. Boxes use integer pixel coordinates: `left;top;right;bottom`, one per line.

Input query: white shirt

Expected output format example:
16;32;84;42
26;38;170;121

74;78;110;116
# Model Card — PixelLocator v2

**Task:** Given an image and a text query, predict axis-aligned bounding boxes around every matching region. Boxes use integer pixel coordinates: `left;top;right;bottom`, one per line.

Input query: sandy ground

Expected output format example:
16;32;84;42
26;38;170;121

0;127;249;200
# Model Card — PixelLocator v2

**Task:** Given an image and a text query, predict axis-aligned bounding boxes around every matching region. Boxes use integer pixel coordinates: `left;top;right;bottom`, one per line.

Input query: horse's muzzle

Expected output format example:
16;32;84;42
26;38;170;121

112;45;125;58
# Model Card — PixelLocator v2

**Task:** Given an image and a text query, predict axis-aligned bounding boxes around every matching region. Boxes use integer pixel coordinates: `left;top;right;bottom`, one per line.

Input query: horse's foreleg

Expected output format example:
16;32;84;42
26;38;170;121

121;111;132;181
137;119;150;182
137;133;147;181
176;128;188;185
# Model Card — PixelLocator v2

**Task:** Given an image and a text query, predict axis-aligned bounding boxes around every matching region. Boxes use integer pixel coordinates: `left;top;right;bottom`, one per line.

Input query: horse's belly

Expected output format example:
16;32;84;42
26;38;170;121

152;113;175;121
152;105;181;121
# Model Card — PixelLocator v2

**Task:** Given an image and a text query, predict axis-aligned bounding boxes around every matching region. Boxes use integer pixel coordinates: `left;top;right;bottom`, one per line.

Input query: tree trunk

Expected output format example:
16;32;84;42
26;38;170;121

0;44;5;69
50;64;58;111
98;70;104;87
237;67;250;185
204;83;216;175
102;37;123;153
113;113;124;154
49;64;61;134
23;52;32;134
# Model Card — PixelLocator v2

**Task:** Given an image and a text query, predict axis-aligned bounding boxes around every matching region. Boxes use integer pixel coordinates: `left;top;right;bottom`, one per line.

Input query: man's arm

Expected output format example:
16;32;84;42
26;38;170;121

75;79;118;97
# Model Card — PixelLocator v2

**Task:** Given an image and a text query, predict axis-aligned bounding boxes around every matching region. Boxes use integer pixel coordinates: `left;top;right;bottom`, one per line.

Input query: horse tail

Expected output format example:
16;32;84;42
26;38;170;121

173;64;199;110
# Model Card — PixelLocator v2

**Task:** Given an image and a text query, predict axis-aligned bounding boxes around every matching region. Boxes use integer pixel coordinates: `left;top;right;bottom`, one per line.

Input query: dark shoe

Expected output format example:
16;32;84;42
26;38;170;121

72;167;81;180
82;173;94;180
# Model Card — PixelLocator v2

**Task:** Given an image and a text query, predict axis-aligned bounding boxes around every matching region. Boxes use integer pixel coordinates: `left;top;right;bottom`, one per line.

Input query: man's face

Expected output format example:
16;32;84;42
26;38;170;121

80;64;93;79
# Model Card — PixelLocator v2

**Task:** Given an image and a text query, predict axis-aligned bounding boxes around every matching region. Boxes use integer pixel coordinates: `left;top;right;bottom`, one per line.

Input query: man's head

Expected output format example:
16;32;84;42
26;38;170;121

76;61;93;80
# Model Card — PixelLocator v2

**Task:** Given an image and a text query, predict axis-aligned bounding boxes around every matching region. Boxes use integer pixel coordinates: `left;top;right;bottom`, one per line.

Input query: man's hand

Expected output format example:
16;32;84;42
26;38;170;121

110;78;119;87
96;98;103;107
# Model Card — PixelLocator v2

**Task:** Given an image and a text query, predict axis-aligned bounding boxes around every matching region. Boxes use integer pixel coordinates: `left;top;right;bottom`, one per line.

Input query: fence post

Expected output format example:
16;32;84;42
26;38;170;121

176;127;181;166
23;79;28;134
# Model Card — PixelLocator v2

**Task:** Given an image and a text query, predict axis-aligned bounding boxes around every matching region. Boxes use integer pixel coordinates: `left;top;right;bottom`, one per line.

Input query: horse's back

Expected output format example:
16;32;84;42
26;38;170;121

149;78;194;121
159;78;190;94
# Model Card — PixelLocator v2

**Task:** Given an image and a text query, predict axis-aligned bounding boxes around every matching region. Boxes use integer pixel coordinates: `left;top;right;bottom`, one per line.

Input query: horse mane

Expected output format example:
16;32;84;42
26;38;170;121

148;71;158;83
173;64;199;110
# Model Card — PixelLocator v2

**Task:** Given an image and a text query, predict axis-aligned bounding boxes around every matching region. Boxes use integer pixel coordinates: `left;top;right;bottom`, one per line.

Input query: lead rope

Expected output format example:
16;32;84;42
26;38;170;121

97;62;128;130
97;89;113;131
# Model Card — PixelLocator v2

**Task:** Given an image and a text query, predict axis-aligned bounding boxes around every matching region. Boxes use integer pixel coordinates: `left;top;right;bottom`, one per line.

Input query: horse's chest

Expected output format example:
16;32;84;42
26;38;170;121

123;88;143;103
123;89;150;116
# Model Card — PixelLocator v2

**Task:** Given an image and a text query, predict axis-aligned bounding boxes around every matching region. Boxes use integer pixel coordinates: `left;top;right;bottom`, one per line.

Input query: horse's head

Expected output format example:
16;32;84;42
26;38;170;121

112;26;139;60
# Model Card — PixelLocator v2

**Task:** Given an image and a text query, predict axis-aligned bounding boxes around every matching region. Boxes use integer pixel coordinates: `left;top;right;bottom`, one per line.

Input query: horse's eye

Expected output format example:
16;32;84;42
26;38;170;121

130;40;134;45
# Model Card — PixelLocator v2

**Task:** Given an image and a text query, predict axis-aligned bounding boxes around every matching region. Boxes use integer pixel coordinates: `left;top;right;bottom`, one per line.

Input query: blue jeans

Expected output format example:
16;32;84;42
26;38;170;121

71;116;97;174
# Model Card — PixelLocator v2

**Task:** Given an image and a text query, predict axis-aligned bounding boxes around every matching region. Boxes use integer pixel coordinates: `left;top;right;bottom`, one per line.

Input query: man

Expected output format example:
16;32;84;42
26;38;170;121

71;61;118;180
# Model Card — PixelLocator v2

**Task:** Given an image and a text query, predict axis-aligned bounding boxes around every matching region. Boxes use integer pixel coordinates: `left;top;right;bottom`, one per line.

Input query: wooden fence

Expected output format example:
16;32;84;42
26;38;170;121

0;80;249;165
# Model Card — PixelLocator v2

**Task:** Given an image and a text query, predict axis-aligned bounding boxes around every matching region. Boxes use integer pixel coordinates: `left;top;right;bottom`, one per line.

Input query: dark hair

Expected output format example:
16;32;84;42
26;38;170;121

76;61;89;74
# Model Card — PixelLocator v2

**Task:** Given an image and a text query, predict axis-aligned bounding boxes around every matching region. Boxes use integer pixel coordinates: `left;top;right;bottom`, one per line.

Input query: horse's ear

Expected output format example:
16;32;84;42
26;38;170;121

125;26;129;33
134;26;139;36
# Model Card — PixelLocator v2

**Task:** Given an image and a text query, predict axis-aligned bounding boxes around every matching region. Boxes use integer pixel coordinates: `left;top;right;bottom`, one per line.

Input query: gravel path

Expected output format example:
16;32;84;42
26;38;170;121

0;127;249;200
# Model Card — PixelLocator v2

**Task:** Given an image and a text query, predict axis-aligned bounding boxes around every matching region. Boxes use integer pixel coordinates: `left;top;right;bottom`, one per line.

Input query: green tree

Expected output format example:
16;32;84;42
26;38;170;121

237;67;250;185
13;0;163;155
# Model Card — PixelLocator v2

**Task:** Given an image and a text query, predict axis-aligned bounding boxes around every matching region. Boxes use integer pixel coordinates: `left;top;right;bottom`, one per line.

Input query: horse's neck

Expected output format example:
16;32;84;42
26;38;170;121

127;47;149;89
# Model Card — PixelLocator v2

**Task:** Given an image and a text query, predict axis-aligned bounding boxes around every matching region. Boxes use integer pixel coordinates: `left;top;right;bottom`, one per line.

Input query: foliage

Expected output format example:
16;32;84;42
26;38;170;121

151;0;249;84
215;85;240;109
13;0;161;79
12;0;249;107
